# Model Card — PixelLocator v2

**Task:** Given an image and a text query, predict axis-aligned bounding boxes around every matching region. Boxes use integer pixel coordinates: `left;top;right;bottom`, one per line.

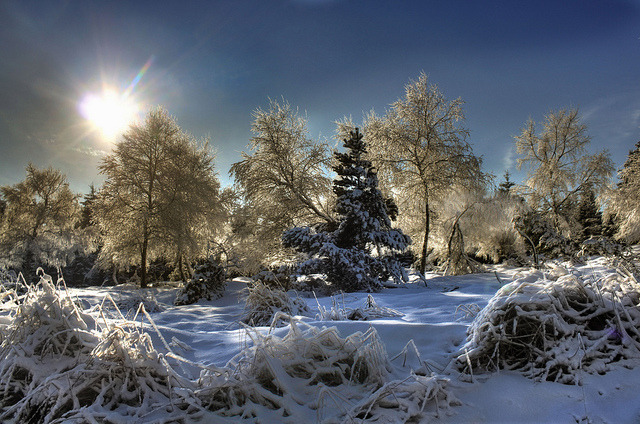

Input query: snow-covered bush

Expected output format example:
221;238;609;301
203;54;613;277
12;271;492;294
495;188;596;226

241;281;309;326
0;272;196;423
578;236;626;258
457;265;640;384
515;212;576;260
251;266;292;290
198;315;457;422
317;293;404;321
174;258;226;306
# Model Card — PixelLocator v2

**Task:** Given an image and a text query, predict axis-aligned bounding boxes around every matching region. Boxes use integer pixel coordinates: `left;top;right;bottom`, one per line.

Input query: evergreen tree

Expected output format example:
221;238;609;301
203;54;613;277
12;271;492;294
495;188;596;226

497;171;516;197
606;140;640;243
79;184;97;229
283;129;411;292
576;185;602;241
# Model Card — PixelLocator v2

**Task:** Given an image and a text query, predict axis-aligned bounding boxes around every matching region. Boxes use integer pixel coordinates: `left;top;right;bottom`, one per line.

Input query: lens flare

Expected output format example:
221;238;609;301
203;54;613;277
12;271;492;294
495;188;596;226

80;88;139;141
79;56;153;142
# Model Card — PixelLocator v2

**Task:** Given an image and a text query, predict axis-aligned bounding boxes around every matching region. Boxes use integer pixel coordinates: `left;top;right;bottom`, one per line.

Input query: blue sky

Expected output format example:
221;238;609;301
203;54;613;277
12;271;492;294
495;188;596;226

1;0;639;193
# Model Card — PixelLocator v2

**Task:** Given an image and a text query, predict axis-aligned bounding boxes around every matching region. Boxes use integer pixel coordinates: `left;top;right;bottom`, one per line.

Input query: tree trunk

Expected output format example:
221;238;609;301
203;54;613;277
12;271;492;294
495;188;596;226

140;231;149;289
178;254;187;282
420;200;430;274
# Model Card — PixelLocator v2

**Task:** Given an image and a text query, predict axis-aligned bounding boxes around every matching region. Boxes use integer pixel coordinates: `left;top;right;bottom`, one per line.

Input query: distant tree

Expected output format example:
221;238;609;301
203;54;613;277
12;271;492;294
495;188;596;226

362;72;488;274
576;185;602;241
79;184;97;229
95;107;224;288
230;99;335;256
0;164;83;278
497;170;516;197
606;140;640;243
283;128;411;292
515;108;613;241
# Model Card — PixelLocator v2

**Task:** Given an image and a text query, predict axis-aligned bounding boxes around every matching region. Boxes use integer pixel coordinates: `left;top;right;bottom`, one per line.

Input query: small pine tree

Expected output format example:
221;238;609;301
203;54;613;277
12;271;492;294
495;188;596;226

283;128;411;292
497;171;516;197
576;186;602;241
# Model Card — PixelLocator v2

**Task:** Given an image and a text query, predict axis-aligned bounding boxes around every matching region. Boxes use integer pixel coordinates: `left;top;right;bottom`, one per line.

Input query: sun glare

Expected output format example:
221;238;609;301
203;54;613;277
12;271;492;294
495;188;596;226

79;88;139;141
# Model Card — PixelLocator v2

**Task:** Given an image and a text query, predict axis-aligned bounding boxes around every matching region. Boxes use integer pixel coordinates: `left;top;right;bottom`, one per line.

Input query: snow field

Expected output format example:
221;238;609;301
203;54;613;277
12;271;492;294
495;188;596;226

0;259;639;422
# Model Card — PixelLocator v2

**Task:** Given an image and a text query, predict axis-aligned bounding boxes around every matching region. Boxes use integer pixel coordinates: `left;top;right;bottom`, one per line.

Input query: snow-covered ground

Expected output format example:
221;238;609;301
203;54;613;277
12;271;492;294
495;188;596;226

4;257;640;423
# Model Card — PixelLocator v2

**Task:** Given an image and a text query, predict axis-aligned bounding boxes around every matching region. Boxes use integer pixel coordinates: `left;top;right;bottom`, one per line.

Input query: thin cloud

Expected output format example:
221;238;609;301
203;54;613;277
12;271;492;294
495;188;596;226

72;145;106;157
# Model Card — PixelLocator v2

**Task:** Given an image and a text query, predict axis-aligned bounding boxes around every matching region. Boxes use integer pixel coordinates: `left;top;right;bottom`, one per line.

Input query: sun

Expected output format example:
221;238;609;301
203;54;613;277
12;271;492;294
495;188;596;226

79;88;139;141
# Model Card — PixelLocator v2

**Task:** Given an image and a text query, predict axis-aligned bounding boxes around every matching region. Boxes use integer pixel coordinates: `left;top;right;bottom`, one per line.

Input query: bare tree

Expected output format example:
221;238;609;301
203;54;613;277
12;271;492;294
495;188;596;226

230;99;335;255
95;107;224;288
0;164;83;277
515;108;614;238
362;72;488;274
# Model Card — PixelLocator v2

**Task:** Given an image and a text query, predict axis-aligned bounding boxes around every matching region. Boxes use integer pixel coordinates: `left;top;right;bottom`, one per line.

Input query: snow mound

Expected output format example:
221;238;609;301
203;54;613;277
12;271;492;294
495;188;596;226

458;264;640;384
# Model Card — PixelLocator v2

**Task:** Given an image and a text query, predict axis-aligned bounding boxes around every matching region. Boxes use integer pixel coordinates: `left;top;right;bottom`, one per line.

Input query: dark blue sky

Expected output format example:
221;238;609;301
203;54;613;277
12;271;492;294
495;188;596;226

1;0;639;192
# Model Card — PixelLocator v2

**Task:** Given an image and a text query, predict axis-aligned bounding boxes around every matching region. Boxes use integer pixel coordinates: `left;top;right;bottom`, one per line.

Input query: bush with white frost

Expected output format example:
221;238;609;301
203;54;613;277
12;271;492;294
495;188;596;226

198;314;458;422
0;272;196;423
457;264;640;384
241;281;309;326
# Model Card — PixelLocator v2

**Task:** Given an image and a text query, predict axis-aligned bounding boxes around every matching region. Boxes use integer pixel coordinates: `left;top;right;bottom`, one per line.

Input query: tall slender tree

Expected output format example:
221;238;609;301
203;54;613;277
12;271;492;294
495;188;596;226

363;72;487;274
230;99;334;257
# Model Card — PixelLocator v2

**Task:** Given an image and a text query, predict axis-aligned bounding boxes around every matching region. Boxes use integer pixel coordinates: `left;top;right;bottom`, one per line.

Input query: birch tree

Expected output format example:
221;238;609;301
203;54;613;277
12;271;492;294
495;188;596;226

230;99;335;255
95;107;223;288
515;108;613;239
363;72;487;274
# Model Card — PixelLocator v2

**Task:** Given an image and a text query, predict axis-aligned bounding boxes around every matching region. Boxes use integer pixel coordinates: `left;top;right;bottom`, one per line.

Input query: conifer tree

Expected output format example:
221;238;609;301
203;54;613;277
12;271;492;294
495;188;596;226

498;171;516;197
607;140;640;243
283;128;410;292
576;185;602;241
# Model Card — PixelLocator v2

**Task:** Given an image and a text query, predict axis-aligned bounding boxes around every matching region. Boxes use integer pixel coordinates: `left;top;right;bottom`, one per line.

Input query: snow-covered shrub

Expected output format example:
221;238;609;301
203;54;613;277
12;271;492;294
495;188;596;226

317;293;404;321
198;315;458;422
344;372;458;423
457;265;640;384
515;212;576;260
251;266;292;290
578;236;626;258
0;272;198;423
198;316;391;418
174;258;226;305
0;272;100;422
241;281;309;326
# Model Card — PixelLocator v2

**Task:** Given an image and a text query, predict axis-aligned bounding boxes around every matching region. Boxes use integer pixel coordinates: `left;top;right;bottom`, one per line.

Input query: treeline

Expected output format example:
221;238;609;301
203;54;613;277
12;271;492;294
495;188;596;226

1;73;638;291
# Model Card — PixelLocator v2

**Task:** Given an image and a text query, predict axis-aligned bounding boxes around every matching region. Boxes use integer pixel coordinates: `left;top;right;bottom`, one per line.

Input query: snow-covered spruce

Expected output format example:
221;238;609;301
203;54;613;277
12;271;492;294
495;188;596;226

241;281;309;327
174;258;226;306
457;264;640;384
197;314;457;422
283;128;411;293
